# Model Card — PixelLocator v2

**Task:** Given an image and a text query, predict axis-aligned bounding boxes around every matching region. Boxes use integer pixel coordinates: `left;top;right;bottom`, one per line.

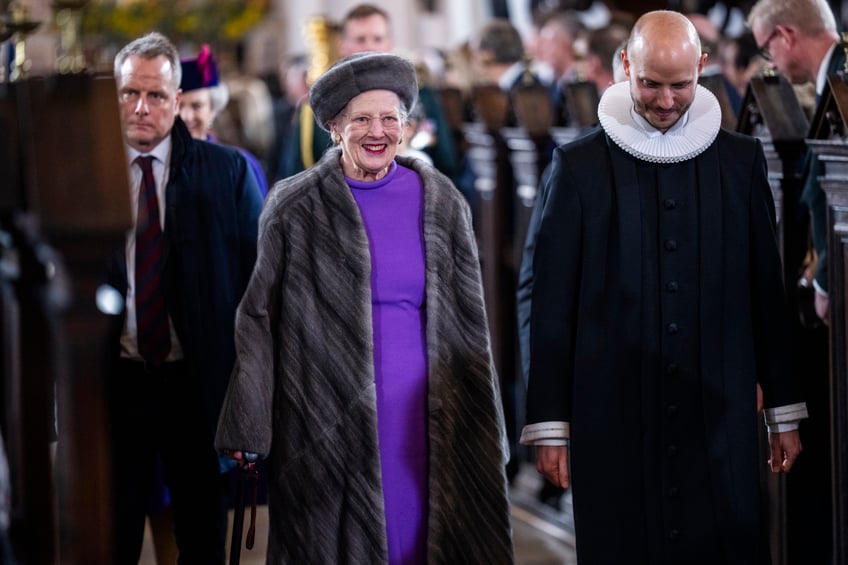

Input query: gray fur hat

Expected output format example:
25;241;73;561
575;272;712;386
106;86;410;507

309;52;419;131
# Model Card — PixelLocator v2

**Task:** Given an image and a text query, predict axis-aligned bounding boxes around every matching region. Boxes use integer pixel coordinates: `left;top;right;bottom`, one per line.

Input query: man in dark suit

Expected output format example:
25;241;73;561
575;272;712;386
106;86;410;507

747;2;842;562
748;0;843;323
106;32;262;564
521;11;806;563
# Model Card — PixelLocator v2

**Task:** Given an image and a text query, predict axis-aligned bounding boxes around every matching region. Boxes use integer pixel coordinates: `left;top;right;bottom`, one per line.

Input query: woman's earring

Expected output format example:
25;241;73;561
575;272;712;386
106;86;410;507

331;132;341;144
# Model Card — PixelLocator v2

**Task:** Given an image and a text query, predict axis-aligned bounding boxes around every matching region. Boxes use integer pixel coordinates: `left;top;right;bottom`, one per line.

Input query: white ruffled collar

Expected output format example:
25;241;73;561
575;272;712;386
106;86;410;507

598;81;721;164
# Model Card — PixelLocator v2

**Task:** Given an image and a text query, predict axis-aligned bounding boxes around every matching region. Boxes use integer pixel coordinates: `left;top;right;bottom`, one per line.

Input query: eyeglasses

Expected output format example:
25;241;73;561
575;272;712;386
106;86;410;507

757;28;780;61
344;113;402;132
119;90;170;108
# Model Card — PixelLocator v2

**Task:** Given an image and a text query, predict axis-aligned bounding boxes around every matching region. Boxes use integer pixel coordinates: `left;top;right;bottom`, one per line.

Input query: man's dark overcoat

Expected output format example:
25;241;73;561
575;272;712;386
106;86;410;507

105;117;263;440
526;128;803;564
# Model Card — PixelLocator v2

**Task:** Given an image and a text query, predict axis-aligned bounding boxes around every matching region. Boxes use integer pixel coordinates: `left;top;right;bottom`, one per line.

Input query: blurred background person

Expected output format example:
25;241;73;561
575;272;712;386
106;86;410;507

397;101;435;165
536;11;583;86
267;53;310;184
535;11;587;125
582;23;631;93
0;432;14;565
180;45;269;198
688;12;744;118
213;41;275;181
472;17;553;108
719;32;765;100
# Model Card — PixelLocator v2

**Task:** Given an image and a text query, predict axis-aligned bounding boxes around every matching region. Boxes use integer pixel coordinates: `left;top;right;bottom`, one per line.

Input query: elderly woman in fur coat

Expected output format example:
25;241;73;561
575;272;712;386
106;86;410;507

215;52;514;564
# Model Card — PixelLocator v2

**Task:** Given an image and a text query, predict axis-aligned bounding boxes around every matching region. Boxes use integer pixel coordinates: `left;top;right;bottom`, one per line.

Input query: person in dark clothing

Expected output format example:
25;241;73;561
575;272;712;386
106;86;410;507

521;11;806;564
747;2;842;562
748;0;842;323
105;31;262;564
267;53;309;184
179;44;269;198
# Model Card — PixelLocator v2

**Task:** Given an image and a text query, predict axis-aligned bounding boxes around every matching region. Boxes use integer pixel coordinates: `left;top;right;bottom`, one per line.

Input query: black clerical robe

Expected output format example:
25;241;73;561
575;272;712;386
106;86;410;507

526;128;802;564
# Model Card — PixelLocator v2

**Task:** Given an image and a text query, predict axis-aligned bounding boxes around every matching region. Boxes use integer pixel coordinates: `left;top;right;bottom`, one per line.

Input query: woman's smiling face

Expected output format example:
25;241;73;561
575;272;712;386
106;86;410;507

333;89;404;182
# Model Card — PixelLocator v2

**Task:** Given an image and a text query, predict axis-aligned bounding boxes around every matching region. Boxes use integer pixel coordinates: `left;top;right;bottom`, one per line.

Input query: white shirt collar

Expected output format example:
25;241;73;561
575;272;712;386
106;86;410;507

598;81;721;163
816;42;839;96
127;135;172;166
499;61;529;91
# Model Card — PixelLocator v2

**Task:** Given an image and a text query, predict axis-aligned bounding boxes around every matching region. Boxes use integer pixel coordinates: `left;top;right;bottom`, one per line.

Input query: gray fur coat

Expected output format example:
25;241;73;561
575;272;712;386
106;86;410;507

215;148;514;564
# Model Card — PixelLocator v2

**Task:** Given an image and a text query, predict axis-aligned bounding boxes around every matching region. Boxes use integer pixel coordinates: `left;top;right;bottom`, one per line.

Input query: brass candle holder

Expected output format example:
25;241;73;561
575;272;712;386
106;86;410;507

304;15;336;85
842;31;848;74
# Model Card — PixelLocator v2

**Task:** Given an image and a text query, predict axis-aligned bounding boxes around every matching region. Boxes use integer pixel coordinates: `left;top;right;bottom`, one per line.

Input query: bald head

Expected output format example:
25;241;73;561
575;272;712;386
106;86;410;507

622;11;706;133
627;10;703;69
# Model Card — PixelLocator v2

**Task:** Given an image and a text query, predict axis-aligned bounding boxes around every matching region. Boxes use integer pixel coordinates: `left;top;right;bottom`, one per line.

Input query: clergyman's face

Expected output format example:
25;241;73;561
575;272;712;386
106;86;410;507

117;54;181;152
624;44;704;132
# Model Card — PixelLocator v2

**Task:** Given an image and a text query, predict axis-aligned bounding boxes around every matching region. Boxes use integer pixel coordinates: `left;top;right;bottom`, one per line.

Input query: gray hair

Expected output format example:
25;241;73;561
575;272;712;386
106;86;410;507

208;83;230;114
114;32;182;90
747;0;837;36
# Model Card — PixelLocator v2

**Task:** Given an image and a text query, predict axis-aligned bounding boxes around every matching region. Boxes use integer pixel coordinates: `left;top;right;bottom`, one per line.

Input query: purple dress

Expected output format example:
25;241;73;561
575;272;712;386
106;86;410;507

348;162;428;564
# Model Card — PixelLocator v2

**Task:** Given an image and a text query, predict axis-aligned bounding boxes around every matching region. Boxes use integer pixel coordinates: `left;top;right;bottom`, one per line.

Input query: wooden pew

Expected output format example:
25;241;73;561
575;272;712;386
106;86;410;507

463;84;520;475
738;74;810;300
504;82;555;274
436;85;469;157
2;73;130;564
564;81;600;129
806;70;848;565
699;73;739;130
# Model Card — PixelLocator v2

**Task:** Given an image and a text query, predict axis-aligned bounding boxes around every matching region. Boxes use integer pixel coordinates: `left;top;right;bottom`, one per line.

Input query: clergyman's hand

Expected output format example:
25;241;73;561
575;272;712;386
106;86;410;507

536;444;569;488
768;430;802;473
815;291;830;326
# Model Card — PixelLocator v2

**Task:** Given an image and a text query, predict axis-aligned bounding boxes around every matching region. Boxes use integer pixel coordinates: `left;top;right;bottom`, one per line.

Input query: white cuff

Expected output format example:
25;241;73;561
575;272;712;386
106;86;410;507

520;421;570;445
763;402;808;432
766;420;801;433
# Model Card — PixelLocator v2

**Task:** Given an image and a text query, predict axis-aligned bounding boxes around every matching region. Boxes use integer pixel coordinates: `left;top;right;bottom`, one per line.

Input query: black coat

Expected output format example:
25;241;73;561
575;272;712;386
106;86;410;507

802;44;847;291
526;128;802;564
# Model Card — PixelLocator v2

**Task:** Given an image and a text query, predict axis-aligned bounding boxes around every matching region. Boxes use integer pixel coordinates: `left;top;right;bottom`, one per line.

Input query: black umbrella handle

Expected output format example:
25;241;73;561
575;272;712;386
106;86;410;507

245;464;259;550
229;452;259;565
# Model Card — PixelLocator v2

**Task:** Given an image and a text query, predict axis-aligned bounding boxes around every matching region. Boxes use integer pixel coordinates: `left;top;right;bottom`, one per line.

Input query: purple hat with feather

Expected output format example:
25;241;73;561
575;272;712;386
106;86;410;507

181;44;219;92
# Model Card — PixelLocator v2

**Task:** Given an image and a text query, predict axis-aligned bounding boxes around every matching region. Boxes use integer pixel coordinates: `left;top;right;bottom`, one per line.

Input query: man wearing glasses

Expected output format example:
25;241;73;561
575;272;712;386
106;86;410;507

747;2;841;563
748;0;842;323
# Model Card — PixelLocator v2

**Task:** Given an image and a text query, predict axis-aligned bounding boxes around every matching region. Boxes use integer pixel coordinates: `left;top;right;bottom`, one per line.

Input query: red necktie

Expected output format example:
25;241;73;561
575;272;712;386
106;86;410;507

134;156;171;365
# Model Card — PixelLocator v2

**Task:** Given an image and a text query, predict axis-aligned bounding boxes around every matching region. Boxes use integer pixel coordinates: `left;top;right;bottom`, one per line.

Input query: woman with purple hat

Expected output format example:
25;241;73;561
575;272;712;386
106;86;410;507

179;45;269;198
215;51;514;564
